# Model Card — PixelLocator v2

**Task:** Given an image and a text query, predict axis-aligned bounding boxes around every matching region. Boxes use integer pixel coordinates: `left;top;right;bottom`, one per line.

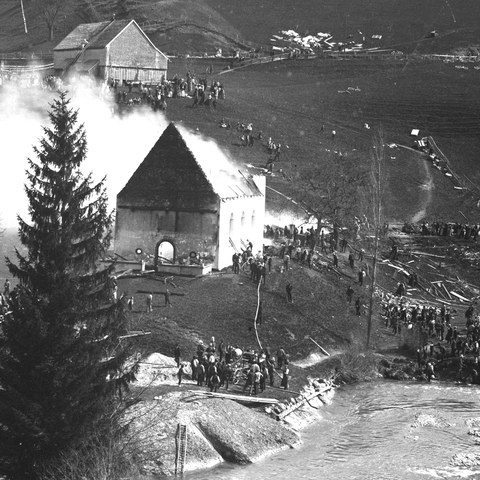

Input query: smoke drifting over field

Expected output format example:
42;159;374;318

0;77;168;228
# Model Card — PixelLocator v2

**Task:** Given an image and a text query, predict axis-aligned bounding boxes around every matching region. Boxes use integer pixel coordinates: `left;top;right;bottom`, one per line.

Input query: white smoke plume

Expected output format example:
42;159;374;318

177;124;259;199
0;75;168;228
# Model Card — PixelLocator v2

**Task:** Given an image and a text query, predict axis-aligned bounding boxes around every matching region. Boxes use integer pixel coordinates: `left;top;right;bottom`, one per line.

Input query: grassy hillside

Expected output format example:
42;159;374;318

1;0;480;54
205;0;480;53
166;57;480;224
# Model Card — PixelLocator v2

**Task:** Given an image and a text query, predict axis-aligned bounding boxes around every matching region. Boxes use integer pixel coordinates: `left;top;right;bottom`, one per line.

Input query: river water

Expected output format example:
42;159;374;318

184;381;480;480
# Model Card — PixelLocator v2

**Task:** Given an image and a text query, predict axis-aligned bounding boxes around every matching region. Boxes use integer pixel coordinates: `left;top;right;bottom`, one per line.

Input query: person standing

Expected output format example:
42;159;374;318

165;288;172;307
191;355;199;382
267;357;275;387
146;292;153;312
286;282;293;303
233;253;240;274
253;369;263;395
210;371;221;392
260;263;267;284
416;348;422;369
333;250;339;268
177;363;186;386
358;268;365;286
346;285;354;304
174;344;181;368
348;252;355;269
281;361;290;390
127;296;134;311
197;363;205;387
243;369;254;395
218;340;225;362
426;361;435;382
355;297;362;316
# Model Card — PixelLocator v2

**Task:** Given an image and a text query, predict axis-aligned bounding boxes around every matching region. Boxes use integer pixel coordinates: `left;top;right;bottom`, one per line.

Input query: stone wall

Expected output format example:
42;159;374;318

114;207;219;263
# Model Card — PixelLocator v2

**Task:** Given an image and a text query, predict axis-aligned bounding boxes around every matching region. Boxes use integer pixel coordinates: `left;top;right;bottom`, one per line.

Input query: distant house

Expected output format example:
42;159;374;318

115;123;266;271
53;19;168;82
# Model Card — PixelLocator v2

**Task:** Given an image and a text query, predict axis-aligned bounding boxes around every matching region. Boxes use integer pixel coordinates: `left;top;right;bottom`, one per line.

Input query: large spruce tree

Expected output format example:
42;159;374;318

0;92;132;479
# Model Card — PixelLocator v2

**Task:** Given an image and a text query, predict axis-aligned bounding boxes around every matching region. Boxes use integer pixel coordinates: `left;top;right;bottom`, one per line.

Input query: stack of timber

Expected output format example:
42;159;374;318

267;379;334;423
381;235;479;309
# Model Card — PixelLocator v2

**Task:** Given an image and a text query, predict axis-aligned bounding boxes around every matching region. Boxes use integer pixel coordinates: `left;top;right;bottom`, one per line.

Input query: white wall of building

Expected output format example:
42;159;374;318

216;175;266;270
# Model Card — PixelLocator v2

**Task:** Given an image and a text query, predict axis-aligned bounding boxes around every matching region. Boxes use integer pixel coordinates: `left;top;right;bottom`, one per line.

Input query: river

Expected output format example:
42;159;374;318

183;381;480;480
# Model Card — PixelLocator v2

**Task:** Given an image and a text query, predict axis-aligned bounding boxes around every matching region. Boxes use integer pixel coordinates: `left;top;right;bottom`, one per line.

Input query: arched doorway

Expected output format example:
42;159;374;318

156;240;175;264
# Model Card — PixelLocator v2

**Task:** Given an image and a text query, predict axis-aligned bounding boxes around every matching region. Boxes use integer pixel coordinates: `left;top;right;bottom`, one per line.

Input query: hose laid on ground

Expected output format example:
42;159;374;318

253;280;263;351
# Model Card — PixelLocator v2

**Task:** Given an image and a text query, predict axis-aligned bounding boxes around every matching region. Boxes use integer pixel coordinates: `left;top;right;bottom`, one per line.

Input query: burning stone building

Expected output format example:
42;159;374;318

114;123;266;272
53;19;168;82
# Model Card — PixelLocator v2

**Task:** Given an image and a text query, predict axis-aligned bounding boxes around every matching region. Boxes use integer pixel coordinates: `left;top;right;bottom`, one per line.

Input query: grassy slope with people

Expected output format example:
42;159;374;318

166;56;480;224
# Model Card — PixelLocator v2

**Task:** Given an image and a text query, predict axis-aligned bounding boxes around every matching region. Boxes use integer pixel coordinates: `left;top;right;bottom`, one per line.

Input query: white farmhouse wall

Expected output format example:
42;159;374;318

216;175;266;270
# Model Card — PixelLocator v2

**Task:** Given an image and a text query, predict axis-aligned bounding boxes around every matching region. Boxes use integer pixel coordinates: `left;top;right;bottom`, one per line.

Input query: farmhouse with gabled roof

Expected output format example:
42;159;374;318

53;19;168;82
114;123;266;271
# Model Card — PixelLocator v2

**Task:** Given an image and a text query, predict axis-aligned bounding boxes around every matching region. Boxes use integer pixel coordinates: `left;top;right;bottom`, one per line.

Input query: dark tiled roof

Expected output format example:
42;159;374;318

117;123;263;211
54;20;132;51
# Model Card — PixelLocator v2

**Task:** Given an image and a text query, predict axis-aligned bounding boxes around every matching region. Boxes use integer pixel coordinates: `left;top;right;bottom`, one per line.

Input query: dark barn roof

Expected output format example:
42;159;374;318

117;123;262;212
54;20;133;51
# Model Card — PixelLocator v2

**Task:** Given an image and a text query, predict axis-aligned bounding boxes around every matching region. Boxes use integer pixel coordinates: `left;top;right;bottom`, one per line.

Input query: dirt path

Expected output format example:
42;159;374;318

396;144;434;223
410;156;434;223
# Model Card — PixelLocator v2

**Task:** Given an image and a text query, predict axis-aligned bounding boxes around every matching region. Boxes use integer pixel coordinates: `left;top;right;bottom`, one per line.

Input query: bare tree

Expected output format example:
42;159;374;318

364;131;387;348
30;0;64;41
298;153;366;245
75;0;121;23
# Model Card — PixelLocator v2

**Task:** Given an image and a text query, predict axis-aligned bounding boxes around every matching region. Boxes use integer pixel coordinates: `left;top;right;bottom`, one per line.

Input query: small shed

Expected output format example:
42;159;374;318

53;19;168;82
115;123;266;271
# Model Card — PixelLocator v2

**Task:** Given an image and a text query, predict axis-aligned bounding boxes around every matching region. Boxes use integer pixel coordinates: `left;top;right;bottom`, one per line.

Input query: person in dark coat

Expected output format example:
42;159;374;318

165;288;172;307
281;361;290;390
177;363;186;386
197;363;205;386
174;344;181;367
348;253;355;269
346;285;354;304
210;372;220;392
355;297;362;316
286;282;293;303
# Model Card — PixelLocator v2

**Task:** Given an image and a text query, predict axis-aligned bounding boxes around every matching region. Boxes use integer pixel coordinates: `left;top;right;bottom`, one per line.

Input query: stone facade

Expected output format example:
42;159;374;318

115;123;266;270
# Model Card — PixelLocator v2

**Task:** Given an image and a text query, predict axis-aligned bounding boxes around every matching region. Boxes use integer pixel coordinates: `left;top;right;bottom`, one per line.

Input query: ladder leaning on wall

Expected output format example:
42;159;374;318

229;237;239;252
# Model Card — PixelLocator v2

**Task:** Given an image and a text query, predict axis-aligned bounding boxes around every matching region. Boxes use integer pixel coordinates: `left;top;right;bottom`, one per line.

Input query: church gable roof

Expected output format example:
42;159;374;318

117;123;262;211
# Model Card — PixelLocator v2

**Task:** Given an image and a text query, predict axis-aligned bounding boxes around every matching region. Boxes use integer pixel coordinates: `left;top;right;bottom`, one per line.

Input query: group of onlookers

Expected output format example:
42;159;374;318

176;338;291;394
403;221;479;240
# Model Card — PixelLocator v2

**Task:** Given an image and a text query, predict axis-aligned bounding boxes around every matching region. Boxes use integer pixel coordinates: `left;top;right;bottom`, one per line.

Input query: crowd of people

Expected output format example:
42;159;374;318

108;72;226;111
0;70;63;90
403;221;480;240
175;337;291;394
381;292;480;381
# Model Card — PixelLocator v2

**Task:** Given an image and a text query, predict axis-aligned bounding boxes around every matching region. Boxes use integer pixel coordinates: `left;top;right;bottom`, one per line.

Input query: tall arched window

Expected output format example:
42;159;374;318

229;212;234;236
